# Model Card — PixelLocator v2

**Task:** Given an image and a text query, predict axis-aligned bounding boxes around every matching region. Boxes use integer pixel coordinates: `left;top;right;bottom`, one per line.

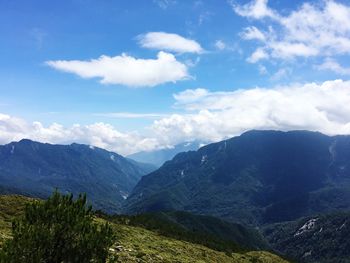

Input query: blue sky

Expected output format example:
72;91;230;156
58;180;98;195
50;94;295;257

1;0;350;154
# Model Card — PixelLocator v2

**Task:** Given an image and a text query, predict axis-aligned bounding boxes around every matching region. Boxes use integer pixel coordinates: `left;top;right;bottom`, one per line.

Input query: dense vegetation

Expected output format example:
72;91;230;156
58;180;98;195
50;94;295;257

0;139;153;213
0;192;115;263
124;130;350;226
108;211;269;254
0;194;288;263
263;212;350;263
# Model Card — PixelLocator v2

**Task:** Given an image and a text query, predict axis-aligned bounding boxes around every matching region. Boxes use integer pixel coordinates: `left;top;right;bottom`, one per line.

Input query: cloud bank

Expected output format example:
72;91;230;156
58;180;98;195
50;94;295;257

2;80;350;154
152;79;350;143
0;113;160;155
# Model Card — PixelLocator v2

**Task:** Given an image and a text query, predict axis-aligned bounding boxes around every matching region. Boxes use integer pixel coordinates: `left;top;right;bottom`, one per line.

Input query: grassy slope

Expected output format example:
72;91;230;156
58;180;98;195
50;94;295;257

0;195;288;263
0;195;34;244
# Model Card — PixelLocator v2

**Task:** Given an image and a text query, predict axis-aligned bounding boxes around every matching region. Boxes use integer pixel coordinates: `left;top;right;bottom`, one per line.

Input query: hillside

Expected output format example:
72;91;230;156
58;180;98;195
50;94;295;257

0;140;152;213
109;211;270;253
124;130;350;225
263;212;350;263
0;195;288;263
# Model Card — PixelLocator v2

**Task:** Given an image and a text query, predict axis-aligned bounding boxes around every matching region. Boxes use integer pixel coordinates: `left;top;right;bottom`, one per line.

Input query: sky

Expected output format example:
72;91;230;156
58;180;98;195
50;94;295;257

1;0;350;155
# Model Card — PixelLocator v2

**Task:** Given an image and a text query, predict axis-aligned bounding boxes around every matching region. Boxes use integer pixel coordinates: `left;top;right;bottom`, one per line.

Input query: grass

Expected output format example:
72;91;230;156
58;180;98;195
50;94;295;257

0;195;289;262
0;195;35;245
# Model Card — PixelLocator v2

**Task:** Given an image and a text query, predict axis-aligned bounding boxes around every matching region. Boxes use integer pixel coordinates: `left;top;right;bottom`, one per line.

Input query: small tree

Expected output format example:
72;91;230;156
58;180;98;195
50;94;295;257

0;191;115;263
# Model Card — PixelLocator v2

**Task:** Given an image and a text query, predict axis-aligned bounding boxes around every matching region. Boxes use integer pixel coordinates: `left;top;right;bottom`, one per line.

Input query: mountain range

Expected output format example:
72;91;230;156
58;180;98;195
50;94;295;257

124;130;350;226
1;130;350;262
0;139;153;213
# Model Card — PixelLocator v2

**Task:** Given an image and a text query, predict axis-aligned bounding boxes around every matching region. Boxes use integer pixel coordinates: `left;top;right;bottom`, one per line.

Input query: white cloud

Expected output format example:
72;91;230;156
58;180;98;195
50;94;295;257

247;48;269;63
46;51;189;87
0;114;160;155
231;0;278;19
151;80;350;144
138;32;203;54
234;0;350;63
241;26;266;41
173;88;209;106
316;58;350;75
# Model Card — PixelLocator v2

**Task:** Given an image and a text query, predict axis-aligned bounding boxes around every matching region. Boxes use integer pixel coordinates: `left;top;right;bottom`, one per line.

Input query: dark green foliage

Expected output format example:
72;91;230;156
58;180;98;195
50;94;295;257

0;191;115;263
124;130;350;225
262;212;350;263
108;211;269;254
0;139;152;213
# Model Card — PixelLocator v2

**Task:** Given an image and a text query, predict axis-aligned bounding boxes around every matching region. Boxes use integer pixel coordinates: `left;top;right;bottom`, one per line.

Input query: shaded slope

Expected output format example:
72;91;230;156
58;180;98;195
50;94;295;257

0;140;150;213
124;130;350;225
263;212;350;263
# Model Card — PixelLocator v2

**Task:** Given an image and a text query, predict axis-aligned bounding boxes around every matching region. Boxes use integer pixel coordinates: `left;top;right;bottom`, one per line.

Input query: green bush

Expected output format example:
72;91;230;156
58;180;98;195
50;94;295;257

0;191;115;263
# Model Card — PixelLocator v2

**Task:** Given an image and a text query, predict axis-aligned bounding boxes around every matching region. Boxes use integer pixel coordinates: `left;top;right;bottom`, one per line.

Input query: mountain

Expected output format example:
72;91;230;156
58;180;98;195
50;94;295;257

263;211;350;263
127;141;202;167
0;194;288;263
0;139;152;213
124;130;350;225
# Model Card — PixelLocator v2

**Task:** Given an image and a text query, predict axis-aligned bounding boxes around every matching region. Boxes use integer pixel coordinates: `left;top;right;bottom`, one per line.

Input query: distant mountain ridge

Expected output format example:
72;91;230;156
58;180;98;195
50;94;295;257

124;130;350;225
0;139;152;213
127;141;203;167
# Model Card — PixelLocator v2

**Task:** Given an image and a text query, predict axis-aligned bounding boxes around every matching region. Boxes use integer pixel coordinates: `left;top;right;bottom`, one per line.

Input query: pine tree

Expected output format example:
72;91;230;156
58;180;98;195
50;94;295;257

0;191;115;263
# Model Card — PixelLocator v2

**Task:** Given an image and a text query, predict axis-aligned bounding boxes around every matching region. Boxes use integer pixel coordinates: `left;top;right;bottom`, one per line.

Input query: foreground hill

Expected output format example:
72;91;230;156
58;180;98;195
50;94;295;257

0;139;153;213
124;130;350;225
109;211;270;253
0;195;288;263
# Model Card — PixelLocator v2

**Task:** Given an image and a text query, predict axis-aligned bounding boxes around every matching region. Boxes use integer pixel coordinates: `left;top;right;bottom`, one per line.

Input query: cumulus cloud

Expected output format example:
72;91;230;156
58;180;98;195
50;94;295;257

138;32;203;54
234;0;350;62
151;79;350;144
46;51;189;87
0;114;160;155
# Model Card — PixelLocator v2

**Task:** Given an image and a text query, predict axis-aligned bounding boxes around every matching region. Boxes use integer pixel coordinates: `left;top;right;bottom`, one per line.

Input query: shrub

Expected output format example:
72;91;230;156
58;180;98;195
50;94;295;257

0;191;115;263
